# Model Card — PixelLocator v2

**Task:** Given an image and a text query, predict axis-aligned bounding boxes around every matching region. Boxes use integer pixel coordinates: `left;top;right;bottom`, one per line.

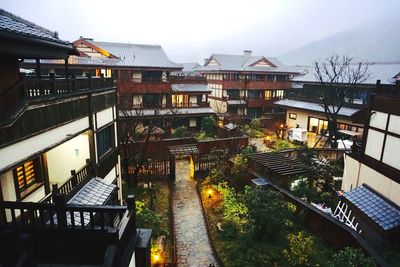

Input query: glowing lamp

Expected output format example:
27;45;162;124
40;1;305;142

208;189;212;198
153;254;160;263
280;124;284;128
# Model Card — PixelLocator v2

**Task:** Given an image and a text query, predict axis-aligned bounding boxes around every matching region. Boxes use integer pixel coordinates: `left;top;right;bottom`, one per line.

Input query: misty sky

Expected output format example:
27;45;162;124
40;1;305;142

1;0;399;63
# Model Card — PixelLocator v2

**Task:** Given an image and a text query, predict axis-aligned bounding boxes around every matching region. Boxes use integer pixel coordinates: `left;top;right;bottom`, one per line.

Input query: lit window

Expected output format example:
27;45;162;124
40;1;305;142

289;113;297;120
13;157;43;199
265;90;272;100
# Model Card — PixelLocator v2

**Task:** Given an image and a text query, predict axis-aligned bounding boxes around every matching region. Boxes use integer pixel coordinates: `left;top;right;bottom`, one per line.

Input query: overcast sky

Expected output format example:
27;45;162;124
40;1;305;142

1;0;399;63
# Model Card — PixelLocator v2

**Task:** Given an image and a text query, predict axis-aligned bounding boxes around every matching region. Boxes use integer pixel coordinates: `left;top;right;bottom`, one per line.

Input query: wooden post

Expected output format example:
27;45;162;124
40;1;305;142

53;190;67;229
127;195;136;230
71;170;78;187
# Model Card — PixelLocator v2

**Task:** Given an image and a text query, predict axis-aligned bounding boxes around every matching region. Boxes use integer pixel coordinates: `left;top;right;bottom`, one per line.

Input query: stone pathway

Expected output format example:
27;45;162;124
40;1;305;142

173;159;218;267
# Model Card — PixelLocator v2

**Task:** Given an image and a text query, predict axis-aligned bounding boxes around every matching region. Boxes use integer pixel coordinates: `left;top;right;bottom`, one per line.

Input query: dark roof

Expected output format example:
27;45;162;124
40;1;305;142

344;185;400;231
0;8;69;45
247;152;308;176
168;144;199;156
68;178;116;205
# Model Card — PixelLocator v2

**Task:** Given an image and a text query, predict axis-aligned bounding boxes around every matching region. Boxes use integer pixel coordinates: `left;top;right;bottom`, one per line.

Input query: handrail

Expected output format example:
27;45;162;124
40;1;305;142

58;159;92;196
0;196;135;233
0;76;114;116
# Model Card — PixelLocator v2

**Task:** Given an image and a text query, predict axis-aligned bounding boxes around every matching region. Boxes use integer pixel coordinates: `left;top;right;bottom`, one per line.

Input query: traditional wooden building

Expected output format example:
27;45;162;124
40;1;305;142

275;65;400;138
341;93;400;244
0;9;150;266
22;38;215;134
197;50;300;122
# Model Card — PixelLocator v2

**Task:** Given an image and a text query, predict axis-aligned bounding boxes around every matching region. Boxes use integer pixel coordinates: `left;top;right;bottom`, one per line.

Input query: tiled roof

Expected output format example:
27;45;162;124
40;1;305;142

120;107;215;117
68;178;116;205
293;63;400;84
84;40;182;69
180;63;201;72
274;99;359;117
197;53;300;74
344;185;400;231
0;8;69;45
171;84;211;93
227;100;246;105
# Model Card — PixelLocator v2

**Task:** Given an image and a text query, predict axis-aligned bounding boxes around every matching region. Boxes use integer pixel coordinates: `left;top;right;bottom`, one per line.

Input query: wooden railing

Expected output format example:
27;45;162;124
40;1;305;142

39;159;92;203
58;159;92;196
0;76;114;116
0;194;135;232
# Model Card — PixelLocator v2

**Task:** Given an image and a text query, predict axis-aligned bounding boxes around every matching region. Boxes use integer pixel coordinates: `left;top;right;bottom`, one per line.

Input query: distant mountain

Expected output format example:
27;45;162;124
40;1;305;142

279;16;400;66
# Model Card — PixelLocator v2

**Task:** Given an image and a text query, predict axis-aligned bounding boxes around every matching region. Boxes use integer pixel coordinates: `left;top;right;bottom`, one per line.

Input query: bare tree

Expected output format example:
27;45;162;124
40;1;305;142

119;104;178;187
313;55;369;148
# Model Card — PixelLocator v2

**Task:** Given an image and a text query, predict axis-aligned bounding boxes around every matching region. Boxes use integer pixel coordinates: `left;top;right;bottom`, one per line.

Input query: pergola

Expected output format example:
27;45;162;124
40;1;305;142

247;152;308;188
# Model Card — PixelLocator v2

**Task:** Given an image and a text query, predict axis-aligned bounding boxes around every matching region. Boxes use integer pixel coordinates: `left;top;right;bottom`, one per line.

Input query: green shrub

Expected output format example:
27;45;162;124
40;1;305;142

283;231;315;266
328;247;375;267
173;125;190;138
244;186;291;240
201;116;216;136
136;201;165;236
320;192;332;207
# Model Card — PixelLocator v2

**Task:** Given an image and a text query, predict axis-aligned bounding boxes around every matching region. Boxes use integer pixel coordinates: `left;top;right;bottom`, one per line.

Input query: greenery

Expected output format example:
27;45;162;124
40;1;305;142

201;176;337;266
172;125;190;138
328;247;375;267
201;116;216;136
283;231;315;266
122;180;173;263
245;186;291;240
243;118;265;138
276;139;297;150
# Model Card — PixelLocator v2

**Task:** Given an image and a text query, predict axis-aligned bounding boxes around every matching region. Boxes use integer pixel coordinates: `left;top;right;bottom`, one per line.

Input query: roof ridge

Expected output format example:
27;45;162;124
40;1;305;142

90;40;162;48
0;8;60;39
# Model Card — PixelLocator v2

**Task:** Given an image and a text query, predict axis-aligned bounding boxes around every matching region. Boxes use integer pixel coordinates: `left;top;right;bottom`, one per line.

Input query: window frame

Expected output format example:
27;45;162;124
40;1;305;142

13;157;44;200
96;124;115;160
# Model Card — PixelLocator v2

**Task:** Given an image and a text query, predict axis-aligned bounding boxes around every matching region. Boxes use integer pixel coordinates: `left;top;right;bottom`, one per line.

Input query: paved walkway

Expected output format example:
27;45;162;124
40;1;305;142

173;159;218;267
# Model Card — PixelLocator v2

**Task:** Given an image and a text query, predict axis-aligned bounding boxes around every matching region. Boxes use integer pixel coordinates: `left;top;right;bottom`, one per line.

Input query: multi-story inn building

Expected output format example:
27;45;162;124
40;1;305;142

22;38;215;135
197;50;299;121
0;9;149;266
275;64;400;136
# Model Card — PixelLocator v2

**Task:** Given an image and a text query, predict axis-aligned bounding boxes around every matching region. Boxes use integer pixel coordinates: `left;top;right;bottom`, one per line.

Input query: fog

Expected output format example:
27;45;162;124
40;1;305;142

1;0;399;63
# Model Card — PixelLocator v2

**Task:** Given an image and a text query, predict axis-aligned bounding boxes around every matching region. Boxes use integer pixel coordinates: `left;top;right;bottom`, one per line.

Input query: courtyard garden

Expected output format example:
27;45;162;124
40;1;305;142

122;179;174;265
197;146;376;267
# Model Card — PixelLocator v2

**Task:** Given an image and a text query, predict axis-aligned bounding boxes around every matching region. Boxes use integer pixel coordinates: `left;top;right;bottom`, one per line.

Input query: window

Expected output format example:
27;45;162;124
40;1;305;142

273;90;285;99
289;113;297;120
265;90;272;100
13;157;43;199
97;125;115;158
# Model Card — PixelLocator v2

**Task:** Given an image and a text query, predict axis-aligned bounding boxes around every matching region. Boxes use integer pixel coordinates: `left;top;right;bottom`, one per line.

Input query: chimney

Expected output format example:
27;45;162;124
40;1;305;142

244;50;252;56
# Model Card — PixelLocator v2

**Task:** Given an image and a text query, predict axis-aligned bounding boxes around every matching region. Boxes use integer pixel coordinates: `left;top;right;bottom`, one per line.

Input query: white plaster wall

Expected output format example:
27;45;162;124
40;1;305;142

103;166;116;184
210;99;227;113
0;171;17;201
285;109;309;129
365;129;385;160
369;110;388;130
342;155;400;206
388;114;400;135
96;107;114;129
341;155;360;192
382;135;400;170
46;133;90;185
0;117;89;172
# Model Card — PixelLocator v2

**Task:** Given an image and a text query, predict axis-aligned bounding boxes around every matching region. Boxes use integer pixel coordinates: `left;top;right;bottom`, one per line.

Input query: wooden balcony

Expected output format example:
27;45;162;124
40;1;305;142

40;159;93;204
0;195;138;266
220;80;245;89
0;76;114;116
245;80;292;90
117;80;171;94
169;76;207;84
247;98;267;108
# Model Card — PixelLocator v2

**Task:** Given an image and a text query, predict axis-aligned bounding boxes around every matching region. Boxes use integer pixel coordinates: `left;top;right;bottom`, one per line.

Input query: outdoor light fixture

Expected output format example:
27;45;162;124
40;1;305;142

153;254;160;263
208;189;212;198
280;124;284;128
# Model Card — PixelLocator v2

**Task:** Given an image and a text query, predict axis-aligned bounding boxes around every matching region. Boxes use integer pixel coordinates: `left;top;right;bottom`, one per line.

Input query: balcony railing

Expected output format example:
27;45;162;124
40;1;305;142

40;159;93;204
0;76;114;116
130;102;210;109
0;194;135;232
